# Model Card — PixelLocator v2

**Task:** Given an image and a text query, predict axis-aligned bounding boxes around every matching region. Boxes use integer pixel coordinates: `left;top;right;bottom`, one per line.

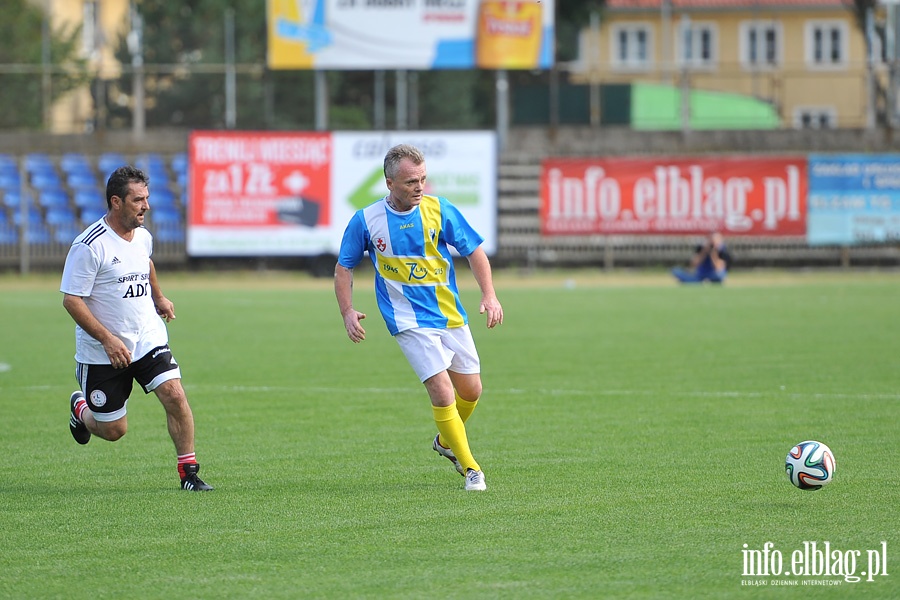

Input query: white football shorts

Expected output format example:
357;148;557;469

394;325;481;383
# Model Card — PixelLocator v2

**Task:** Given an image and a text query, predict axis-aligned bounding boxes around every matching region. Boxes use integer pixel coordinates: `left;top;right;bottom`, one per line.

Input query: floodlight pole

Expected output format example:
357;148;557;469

129;2;145;140
495;70;509;153
315;70;328;130
225;8;237;129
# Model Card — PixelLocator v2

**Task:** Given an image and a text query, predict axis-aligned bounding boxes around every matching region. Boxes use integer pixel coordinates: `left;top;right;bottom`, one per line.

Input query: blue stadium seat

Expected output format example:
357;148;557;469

1;190;22;209
46;206;77;225
0;223;17;245
53;221;82;244
146;168;171;186
171;153;187;174
0;209;8;224
98;153;128;178
0;153;16;170
0;171;20;191
80;206;106;224
13;206;43;226
27;222;52;244
150;187;177;209
73;189;101;209
67;171;99;191
136;153;167;172
31;171;62;191
38;190;69;209
24;152;54;173
153;222;185;243
150;206;181;223
60;153;93;174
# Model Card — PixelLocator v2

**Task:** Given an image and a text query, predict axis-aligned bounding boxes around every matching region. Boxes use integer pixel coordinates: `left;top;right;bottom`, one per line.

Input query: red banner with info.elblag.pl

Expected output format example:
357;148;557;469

541;157;808;236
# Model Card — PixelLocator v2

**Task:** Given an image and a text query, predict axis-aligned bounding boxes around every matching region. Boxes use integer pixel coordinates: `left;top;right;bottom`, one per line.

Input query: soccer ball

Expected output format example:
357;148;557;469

785;440;835;490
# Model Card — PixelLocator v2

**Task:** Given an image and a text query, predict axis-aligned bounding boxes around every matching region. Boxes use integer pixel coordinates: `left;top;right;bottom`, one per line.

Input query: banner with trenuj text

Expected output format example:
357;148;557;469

186;130;497;257
807;154;900;246
266;0;555;70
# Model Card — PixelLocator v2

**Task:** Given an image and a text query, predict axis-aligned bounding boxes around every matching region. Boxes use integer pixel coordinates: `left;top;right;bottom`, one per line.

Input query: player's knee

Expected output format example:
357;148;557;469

96;421;127;441
458;383;482;402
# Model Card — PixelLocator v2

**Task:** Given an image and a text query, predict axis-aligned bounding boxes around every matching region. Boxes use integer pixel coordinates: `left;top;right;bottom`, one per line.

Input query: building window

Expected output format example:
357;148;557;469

793;107;836;129
806;21;847;69
679;22;717;68
611;24;653;70
740;21;781;69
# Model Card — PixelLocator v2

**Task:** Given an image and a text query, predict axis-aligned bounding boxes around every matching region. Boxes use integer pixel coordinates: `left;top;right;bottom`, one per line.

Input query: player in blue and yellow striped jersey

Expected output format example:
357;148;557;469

335;144;503;491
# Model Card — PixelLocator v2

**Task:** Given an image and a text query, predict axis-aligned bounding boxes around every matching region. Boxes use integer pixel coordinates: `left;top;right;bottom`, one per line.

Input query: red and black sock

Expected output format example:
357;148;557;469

177;452;197;479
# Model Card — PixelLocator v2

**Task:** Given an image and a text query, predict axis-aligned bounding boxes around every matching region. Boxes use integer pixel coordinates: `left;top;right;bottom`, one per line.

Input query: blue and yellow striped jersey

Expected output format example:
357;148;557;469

337;194;484;335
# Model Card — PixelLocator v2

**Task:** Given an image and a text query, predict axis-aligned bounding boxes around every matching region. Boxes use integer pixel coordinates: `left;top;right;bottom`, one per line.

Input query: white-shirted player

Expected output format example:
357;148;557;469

61;165;212;491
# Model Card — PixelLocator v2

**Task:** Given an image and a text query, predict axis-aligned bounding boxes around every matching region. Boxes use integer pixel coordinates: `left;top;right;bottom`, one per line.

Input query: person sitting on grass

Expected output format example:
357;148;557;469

672;232;732;284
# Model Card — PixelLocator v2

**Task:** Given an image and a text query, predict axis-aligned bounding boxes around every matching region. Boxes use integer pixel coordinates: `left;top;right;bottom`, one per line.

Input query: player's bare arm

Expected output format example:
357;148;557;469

334;264;366;343
62;294;132;368
149;259;175;322
465;246;503;329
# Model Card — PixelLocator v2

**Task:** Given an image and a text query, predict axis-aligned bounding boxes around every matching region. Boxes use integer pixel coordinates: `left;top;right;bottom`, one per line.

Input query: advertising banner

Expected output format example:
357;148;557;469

266;0;555;70
330;131;497;255
187;130;497;256
807;154;900;245
541;157;807;236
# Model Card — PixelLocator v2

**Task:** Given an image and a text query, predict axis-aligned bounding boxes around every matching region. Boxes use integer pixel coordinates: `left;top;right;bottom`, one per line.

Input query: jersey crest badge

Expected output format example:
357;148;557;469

375;237;386;252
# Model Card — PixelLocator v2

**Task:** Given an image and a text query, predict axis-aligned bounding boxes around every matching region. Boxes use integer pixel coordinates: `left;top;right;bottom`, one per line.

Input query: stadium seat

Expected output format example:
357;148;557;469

12;206;42;226
60;153;93;174
67;171;99;191
150;206;181;223
73;189;101;209
0;224;17;245
1;190;23;209
136;153;167;172
0;171;20;191
171;153;187;174
150;187;177;209
46;206;77;225
53;221;82;244
24;153;54;173
80;206;106;224
26;222;52;244
38;190;69;209
98;153;128;178
153;222;185;243
31;171;62;191
0;153;17;170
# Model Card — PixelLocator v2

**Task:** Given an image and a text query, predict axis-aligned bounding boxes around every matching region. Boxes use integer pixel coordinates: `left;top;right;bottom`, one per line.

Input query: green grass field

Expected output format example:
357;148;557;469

1;269;898;599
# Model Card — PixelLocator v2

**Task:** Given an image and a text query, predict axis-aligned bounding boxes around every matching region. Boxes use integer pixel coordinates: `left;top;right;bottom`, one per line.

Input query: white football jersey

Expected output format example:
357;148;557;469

60;218;168;364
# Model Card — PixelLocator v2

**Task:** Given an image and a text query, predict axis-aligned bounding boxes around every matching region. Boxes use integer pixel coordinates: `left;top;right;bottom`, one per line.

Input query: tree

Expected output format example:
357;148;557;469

0;0;87;130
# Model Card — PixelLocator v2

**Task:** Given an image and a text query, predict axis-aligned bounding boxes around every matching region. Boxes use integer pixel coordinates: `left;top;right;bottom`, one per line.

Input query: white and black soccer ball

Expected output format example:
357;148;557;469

785;440;835;490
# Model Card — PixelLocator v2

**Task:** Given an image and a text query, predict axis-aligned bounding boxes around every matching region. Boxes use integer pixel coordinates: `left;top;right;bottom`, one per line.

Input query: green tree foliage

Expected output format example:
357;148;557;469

107;0;601;131
110;0;275;129
0;0;87;129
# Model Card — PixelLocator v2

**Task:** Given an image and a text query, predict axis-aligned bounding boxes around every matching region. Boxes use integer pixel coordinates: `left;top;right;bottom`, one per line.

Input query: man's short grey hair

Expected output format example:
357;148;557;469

383;144;425;180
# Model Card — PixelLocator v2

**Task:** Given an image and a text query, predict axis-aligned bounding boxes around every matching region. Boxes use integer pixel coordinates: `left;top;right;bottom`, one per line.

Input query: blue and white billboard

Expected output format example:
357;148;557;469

807;154;900;245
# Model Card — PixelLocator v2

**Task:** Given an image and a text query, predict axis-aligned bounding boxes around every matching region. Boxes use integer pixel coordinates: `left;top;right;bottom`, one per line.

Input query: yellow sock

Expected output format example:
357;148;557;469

432;403;480;473
439;392;479;448
455;391;479;423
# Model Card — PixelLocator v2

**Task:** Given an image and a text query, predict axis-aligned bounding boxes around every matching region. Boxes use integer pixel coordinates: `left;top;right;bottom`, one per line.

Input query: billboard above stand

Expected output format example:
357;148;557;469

266;0;555;70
